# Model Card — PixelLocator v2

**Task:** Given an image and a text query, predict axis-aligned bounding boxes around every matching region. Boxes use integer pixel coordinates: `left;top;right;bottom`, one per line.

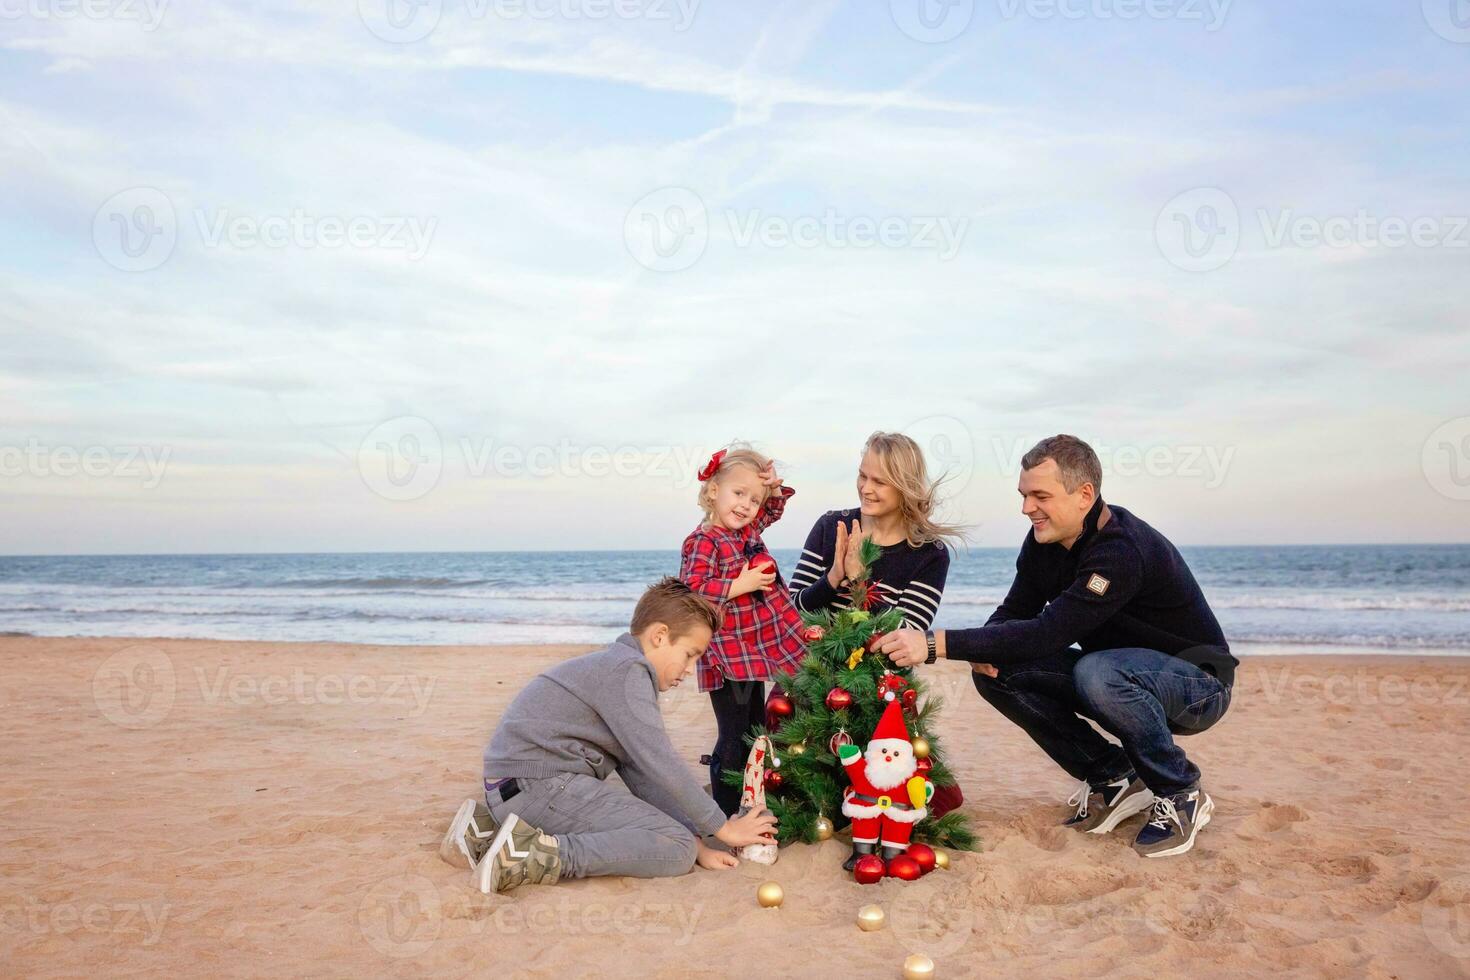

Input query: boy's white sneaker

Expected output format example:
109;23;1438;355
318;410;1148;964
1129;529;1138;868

439;798;498;870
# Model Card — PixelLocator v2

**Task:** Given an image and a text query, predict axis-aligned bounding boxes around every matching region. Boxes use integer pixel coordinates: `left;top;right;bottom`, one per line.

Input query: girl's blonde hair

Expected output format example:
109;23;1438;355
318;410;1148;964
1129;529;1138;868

862;431;967;550
695;442;771;519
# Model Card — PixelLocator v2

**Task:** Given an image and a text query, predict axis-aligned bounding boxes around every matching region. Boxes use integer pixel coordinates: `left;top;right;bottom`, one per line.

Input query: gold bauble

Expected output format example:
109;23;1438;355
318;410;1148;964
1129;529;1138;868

902;954;936;979
933;849;950;870
788;741;807;757
856;904;886;932
911;736;931;760
814;816;834;841
756;881;784;908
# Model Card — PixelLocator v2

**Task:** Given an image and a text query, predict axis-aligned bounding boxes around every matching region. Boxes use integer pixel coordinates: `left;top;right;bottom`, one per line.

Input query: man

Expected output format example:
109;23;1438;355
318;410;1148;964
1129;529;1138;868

440;577;778;892
882;435;1235;857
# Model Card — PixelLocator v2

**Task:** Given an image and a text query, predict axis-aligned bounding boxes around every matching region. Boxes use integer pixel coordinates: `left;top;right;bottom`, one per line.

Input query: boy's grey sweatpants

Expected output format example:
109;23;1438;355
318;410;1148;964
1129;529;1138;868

486;772;700;879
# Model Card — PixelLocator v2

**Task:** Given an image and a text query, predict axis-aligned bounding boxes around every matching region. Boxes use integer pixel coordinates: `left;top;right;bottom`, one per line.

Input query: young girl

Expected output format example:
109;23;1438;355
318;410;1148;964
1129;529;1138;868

679;444;807;816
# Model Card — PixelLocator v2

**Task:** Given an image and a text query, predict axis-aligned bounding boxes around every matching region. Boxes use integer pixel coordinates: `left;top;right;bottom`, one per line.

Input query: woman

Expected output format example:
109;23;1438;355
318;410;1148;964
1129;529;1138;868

788;432;963;631
787;431;968;819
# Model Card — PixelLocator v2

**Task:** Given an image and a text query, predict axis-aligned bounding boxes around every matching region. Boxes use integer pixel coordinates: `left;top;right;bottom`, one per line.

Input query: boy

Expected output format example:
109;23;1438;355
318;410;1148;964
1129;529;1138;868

440;577;779;893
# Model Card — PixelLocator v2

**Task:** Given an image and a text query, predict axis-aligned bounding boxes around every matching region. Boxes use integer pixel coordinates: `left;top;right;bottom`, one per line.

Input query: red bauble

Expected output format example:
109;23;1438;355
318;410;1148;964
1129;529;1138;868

915;756;933;773
906;844;937;875
887;855;922;881
825;687;853;712
765;693;794;720
865;630;888;653
801;624;826;643
901;688;918;711
763;770;783;791
748;552;777;575
853;854;886;884
828;728;853;755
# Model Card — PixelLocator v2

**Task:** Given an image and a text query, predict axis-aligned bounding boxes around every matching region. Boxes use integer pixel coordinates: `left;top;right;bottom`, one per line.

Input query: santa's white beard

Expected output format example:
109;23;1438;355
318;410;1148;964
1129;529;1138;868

864;741;915;791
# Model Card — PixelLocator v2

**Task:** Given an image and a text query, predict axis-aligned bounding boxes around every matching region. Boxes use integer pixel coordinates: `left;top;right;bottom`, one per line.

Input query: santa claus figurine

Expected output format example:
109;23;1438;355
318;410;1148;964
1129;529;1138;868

837;698;934;872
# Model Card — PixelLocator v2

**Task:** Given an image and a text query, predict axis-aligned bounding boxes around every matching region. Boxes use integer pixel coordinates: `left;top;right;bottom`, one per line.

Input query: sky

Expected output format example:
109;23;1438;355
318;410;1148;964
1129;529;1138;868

1;0;1468;555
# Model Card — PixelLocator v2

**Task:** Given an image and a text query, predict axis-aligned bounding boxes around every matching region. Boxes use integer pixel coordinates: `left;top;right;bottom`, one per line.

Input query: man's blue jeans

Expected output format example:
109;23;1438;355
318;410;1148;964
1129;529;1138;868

972;647;1232;798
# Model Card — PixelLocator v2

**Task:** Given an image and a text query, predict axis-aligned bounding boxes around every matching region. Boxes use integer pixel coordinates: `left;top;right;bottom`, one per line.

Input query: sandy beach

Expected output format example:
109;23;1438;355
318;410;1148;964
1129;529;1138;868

4;635;1469;978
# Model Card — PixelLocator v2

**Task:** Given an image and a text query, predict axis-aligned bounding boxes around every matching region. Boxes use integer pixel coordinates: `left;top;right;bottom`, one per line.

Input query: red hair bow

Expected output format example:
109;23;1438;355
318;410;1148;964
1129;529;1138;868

697;449;727;482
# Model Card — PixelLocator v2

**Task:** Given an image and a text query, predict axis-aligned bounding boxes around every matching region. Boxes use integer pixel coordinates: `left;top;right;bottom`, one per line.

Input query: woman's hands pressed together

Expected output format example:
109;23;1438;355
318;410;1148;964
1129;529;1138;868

827;518;870;589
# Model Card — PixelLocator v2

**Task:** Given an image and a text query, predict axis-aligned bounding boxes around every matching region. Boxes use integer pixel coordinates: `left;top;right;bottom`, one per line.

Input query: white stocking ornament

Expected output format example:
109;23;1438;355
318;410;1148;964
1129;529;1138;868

738;734;779;865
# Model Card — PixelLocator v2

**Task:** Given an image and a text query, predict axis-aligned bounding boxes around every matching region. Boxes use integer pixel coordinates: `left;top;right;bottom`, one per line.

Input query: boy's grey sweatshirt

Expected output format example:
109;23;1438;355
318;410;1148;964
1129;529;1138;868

483;632;727;837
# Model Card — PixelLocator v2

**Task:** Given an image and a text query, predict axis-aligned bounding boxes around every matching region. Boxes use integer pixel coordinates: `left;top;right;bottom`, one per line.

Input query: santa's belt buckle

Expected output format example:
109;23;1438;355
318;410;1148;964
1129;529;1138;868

877;795;892;809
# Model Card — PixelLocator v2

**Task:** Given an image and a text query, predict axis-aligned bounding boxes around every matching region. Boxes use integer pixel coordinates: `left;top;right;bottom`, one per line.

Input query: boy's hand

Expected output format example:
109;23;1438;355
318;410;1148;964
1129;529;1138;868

732;561;777;598
715;807;778;847
695;839;739;870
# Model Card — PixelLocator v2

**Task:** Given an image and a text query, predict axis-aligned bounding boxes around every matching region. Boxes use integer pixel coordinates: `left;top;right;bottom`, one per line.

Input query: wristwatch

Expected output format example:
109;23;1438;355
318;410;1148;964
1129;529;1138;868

923;630;937;665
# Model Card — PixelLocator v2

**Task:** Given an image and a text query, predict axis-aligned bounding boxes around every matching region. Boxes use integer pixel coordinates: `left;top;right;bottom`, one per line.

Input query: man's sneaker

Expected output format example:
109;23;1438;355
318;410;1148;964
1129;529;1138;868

1064;774;1155;834
439;798;499;870
1133;788;1214;858
472;813;562;894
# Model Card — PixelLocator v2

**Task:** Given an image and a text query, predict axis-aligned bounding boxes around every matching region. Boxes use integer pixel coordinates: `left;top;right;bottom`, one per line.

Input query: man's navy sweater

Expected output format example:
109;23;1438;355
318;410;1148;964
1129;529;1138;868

945;497;1236;685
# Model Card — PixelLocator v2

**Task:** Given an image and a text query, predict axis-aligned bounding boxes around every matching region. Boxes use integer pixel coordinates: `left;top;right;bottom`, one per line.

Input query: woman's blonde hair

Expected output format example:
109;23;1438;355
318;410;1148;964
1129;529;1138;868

695;442;772;519
861;431;967;550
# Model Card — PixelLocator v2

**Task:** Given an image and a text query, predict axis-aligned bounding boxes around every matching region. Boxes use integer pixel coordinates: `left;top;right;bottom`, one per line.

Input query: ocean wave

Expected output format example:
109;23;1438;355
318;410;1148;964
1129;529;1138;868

277;576;489;590
938;590;1470;613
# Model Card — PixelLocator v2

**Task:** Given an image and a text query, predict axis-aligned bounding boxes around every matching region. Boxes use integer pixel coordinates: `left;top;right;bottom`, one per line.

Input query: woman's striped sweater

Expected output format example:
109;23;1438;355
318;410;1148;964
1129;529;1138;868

787;508;951;630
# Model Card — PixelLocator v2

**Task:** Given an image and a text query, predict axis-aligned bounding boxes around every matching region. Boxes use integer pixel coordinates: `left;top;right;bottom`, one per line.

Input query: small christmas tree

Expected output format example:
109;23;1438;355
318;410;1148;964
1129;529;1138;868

724;538;976;851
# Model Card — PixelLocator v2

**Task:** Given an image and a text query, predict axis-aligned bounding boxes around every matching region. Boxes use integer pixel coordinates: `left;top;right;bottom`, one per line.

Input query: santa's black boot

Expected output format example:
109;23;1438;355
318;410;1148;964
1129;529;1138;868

880;844;906;863
843;841;875;872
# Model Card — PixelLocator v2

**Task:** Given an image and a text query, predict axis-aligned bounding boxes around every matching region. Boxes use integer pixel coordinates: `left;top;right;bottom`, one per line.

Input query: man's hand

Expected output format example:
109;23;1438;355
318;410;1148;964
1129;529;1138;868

731;561;777;598
695;839;739;870
972;663;999;678
879;628;929;667
714;807;778;848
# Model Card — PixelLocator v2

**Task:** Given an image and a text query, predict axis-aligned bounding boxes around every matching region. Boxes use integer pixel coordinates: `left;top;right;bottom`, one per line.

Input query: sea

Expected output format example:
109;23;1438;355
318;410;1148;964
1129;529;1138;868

1;545;1468;654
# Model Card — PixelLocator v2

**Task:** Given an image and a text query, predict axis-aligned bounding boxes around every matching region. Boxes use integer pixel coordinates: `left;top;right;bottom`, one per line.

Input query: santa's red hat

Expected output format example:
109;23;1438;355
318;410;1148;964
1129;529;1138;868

869;698;911;745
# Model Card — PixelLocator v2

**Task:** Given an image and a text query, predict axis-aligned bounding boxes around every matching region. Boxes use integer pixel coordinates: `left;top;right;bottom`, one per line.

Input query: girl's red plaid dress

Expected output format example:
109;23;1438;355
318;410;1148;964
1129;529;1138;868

680;485;808;693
